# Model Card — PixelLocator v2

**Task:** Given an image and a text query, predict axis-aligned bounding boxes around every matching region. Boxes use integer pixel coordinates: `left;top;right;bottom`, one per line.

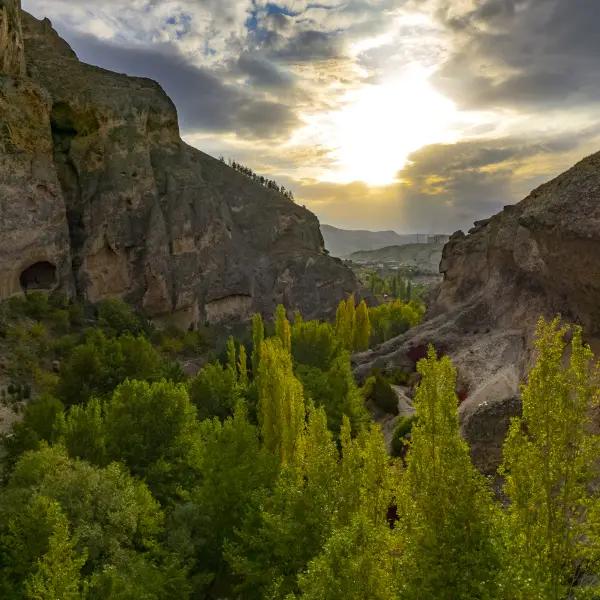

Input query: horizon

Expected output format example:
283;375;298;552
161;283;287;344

22;0;600;233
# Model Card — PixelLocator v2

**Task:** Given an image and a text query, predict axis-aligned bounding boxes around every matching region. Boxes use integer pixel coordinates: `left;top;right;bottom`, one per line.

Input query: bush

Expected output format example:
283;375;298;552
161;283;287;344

366;372;399;415
97;299;149;337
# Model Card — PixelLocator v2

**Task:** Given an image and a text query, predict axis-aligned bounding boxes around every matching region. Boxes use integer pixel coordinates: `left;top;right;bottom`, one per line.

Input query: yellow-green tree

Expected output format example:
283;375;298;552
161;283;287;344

24;499;85;600
274;304;292;353
353;299;371;351
398;347;501;599
500;319;600;600
257;338;305;463
335;295;355;351
251;313;265;375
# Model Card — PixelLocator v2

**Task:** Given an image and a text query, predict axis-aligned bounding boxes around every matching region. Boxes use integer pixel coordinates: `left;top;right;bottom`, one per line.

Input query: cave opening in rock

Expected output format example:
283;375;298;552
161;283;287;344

20;262;57;292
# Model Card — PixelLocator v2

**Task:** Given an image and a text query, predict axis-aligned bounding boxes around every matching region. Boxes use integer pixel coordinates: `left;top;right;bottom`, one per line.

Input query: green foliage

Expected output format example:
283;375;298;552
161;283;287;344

297;353;369;435
251;313;265;375
57;329;165;405
500;319;600;600
365;371;399;415
2;395;64;470
297;512;400;600
353;299;371;352
257;338;306;464
0;445;165;591
391;414;417;458
24;500;85;600
369;299;425;344
188;361;240;421
103;379;200;500
275;304;292;353
96;298;149;337
291;318;340;369
335;295;356;351
398;347;501;599
170;405;277;595
60;398;107;466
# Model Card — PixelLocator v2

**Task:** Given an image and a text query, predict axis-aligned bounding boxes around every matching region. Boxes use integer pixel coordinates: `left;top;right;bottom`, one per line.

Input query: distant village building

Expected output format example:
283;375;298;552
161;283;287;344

428;234;450;245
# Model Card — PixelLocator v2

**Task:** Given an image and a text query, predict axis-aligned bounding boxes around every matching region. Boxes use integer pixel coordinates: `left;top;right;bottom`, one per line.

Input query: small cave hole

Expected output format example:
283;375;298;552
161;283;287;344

20;262;57;292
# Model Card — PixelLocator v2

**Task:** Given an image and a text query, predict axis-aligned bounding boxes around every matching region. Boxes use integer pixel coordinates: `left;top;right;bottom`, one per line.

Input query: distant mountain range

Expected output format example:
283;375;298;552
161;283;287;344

321;225;448;258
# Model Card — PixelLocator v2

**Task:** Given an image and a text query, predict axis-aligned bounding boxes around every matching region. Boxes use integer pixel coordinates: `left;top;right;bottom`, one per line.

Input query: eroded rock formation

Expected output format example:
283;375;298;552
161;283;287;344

0;3;357;326
355;151;600;473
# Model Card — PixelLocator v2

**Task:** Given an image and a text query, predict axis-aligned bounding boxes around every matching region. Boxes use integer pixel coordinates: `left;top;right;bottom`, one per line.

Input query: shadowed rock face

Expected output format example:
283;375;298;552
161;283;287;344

0;6;357;326
355;151;600;473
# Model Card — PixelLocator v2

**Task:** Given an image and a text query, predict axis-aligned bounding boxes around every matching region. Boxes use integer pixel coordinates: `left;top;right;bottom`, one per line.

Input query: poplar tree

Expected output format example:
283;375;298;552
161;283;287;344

275;304;292;353
335;295;355;351
238;343;248;388
398;347;501;599
500;318;600;600
226;336;237;378
257;338;305;463
353;299;371;351
251;313;265;375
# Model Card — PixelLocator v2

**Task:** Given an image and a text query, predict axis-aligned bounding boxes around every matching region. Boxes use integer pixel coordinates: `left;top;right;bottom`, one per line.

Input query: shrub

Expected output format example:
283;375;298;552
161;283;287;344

366;372;399;415
97;299;149;337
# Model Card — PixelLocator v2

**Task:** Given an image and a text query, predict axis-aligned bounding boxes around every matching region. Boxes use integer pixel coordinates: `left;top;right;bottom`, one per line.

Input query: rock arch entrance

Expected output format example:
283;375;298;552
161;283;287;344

20;261;57;292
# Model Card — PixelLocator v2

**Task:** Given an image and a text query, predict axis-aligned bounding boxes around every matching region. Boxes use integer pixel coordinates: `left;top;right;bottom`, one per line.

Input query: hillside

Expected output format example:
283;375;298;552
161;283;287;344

355;150;600;473
349;243;444;274
320;224;423;257
0;2;357;328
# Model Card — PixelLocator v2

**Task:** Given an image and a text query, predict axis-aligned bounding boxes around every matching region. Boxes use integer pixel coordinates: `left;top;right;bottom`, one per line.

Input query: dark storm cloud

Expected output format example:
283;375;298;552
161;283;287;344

432;0;600;110
61;31;299;139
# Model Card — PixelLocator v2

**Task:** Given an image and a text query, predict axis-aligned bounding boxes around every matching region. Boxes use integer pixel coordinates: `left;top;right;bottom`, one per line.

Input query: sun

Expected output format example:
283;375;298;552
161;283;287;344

303;68;459;187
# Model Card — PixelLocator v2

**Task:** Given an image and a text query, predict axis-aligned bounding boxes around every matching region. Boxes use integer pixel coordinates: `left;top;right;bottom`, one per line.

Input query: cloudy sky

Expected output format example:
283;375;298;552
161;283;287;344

22;0;600;234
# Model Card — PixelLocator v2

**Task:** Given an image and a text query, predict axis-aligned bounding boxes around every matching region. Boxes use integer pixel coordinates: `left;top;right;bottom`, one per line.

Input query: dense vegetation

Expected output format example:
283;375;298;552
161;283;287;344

1;292;599;599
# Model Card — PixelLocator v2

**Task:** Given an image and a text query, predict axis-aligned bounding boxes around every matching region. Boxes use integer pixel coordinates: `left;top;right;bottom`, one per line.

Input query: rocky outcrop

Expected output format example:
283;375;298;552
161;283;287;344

0;5;357;326
0;0;24;77
355;151;600;472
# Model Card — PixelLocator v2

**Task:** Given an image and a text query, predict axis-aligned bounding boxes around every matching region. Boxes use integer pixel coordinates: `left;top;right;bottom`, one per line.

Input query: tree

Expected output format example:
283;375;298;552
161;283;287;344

2;395;64;470
500;319;600;600
103;380;200;499
189;361;240;421
24;501;85;600
226;407;339;600
60;397;107;466
0;445;164;581
397;347;501;599
275;305;291;353
297;353;369;435
335;296;355;351
291;319;340;370
297;512;400;600
57;330;165;406
257;339;305;464
170;405;277;596
251;313;265;375
238;343;249;388
353;300;371;351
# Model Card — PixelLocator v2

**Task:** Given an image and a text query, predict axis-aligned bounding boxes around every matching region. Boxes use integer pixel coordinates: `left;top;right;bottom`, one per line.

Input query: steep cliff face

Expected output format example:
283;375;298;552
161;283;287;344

0;5;357;325
355;151;600;473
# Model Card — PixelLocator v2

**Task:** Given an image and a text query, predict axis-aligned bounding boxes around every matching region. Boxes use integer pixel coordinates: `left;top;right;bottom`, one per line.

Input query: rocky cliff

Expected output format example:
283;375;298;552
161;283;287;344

0;1;357;327
355;151;600;473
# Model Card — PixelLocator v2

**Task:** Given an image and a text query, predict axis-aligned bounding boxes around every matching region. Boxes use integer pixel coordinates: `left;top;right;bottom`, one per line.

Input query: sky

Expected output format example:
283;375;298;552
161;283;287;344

22;0;600;234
